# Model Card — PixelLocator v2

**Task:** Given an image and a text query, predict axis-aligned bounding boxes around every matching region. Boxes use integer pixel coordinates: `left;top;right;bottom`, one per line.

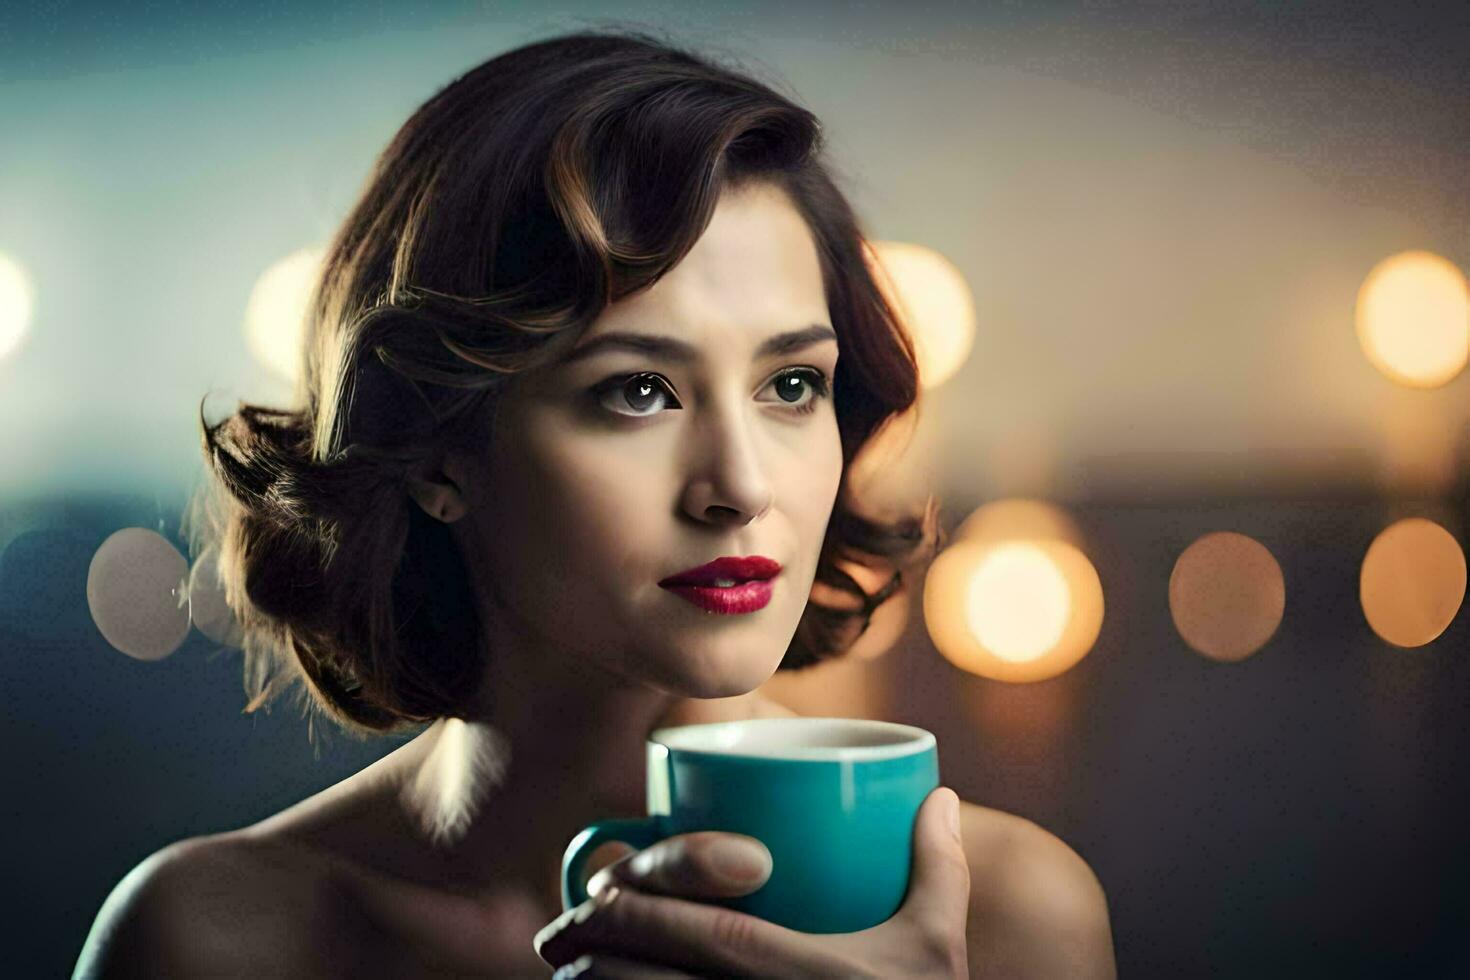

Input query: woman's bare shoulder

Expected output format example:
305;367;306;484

74;831;371;979
956;799;1116;978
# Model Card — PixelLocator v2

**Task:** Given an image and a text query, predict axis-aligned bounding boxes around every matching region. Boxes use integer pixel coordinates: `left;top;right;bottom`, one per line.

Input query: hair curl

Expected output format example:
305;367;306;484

186;26;946;744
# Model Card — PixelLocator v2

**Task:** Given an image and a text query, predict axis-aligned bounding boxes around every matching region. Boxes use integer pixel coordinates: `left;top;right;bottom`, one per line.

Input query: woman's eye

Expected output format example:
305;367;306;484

594;373;681;417
762;368;832;414
591;368;832;419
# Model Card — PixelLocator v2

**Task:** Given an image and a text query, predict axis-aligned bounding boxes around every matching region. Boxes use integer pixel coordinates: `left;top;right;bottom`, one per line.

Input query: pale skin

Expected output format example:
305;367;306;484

74;182;1116;978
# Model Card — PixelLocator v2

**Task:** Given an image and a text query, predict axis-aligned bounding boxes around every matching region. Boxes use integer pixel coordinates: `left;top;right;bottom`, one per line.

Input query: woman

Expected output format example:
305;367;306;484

76;28;1115;979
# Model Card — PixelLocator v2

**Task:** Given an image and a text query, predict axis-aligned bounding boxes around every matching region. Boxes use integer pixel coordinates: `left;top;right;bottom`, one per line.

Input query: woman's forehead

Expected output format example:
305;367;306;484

588;244;829;356
562;322;837;369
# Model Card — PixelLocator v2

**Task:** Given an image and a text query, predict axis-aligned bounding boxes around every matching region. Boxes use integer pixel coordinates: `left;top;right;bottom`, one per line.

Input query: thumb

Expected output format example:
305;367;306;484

898;786;971;931
583;840;638;898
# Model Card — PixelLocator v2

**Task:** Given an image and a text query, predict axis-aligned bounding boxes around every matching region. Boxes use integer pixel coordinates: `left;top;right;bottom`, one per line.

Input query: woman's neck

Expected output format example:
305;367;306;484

392;685;795;914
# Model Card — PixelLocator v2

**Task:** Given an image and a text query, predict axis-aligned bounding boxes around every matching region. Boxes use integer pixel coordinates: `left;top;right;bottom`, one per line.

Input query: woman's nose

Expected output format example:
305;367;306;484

679;404;775;525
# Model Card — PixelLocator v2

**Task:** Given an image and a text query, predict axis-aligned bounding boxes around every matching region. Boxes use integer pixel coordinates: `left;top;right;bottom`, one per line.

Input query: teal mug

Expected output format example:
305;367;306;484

560;716;940;934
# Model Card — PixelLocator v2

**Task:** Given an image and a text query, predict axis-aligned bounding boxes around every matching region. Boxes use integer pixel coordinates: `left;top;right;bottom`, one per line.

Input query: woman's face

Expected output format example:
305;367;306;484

452;180;844;698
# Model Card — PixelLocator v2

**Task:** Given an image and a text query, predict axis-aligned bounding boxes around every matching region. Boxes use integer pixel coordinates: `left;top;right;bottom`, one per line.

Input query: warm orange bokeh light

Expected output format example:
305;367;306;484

953;498;1084;551
864;239;976;390
925;537;1104;683
1356;250;1469;389
966;542;1071;662
1168;531;1285;663
1360;517;1466;648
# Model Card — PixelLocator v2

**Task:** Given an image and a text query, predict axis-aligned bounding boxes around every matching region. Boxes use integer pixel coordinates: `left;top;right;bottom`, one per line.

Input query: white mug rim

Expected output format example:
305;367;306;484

648;716;936;762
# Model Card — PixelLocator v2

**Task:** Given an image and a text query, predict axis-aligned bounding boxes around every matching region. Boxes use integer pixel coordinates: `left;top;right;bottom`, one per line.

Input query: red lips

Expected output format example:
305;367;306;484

658;555;782;588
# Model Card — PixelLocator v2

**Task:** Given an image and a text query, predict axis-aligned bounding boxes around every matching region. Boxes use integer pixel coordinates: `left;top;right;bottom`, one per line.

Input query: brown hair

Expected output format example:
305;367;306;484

186;26;945;744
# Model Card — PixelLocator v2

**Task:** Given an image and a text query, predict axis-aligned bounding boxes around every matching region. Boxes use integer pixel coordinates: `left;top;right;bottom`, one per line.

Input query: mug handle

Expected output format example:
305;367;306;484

561;816;669;911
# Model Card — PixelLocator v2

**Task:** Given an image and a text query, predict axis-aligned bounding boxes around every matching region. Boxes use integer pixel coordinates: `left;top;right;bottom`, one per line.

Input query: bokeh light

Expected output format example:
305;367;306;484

1359;517;1466;648
0;251;36;363
864;239;976;390
925;533;1104;683
966;542;1070;662
1355;250;1469;389
187;542;244;648
1168;531;1285;663
86;528;191;661
244;246;325;384
953;497;1084;551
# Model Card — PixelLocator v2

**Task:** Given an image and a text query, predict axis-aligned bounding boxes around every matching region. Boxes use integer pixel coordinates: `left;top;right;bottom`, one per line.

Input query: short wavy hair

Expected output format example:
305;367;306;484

186;26;945;743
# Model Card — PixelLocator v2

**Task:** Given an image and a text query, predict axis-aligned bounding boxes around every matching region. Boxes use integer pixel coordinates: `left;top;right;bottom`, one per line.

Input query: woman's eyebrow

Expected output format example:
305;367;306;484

561;323;838;366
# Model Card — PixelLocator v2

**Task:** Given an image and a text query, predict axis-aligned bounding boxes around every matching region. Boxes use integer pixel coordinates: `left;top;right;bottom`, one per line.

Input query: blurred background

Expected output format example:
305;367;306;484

3;1;1468;976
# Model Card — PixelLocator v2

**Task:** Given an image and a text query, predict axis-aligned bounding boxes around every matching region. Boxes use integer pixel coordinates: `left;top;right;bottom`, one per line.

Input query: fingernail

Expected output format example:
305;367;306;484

553;954;594;979
709;839;771;883
629;850;656;877
947;790;962;839
595;883;621;908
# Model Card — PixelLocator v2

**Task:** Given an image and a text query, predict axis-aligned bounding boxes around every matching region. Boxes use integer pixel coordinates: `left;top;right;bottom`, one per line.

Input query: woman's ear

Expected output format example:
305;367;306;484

406;457;471;524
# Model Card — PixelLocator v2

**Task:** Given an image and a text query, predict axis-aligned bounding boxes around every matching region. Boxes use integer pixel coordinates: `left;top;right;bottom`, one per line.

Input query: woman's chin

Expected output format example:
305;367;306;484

657;666;775;704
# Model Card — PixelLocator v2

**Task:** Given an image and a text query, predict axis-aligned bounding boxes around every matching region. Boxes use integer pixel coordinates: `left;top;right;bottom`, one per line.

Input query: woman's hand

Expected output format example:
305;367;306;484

533;786;970;979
